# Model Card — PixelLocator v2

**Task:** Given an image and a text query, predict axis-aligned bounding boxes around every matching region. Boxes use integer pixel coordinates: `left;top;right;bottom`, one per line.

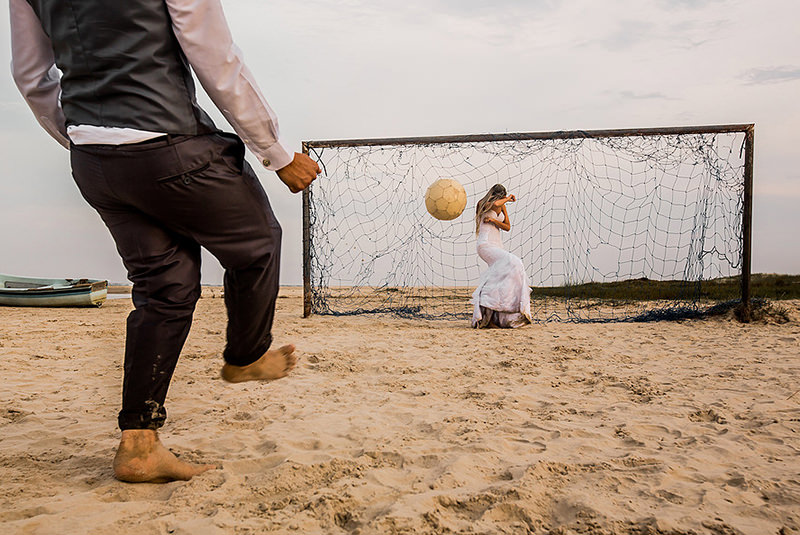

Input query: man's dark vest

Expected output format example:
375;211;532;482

26;0;217;135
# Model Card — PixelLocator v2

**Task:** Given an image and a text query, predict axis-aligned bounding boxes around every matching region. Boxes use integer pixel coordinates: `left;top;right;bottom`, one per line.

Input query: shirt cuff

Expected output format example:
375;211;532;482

254;140;294;171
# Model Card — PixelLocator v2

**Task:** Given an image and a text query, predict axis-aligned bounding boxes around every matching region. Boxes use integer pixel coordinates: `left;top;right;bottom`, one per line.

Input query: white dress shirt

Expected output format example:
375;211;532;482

9;0;293;171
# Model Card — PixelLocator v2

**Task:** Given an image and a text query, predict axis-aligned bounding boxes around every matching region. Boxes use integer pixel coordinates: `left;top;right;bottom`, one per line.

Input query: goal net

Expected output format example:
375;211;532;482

303;125;753;322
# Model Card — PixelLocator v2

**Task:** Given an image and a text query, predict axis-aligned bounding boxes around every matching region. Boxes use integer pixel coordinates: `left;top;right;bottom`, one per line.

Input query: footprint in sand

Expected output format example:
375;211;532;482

688;409;727;424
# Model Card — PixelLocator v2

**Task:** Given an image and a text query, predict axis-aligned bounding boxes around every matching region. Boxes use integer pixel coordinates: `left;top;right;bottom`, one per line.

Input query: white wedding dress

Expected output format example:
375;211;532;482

471;210;532;328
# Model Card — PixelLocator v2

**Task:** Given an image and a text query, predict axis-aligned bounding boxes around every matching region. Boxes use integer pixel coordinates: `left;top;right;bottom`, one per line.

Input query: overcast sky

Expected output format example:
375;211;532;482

1;0;798;285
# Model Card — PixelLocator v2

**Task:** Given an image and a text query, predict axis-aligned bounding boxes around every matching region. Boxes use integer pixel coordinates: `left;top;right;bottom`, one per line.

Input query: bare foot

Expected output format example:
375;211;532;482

113;429;217;483
221;344;297;383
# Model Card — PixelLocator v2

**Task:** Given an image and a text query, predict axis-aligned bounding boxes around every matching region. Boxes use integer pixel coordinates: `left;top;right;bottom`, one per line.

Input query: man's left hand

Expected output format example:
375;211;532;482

276;152;321;193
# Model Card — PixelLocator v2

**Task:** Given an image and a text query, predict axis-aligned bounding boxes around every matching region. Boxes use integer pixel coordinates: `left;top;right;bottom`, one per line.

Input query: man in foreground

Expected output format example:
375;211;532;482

10;0;320;482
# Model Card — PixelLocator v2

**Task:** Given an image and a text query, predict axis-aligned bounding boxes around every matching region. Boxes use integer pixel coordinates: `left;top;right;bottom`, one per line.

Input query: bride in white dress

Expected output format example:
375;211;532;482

471;184;532;328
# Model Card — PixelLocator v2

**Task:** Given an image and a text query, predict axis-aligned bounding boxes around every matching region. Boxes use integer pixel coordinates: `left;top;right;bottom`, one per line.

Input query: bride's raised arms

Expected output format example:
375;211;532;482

475;185;516;235
485;194;516;231
498;194;516;204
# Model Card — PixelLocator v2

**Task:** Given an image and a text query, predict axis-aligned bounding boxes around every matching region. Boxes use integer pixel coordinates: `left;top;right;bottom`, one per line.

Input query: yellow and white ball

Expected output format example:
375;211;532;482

424;179;467;221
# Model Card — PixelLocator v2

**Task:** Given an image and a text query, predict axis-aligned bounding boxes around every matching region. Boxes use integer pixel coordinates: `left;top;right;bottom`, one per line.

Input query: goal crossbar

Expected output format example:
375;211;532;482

303;124;753;149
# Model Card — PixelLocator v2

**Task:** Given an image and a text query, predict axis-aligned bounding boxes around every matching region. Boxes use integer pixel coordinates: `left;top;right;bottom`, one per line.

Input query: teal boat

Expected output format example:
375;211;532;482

0;274;107;307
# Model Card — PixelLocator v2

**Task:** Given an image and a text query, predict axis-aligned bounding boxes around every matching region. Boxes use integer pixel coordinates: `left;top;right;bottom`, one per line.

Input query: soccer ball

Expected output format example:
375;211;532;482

425;179;467;221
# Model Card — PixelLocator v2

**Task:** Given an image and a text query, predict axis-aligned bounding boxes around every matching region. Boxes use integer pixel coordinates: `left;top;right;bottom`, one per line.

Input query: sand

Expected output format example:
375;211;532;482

1;288;799;535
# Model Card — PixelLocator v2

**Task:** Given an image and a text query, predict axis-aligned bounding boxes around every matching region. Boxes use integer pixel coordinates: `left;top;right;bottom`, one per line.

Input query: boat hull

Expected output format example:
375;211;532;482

0;276;108;307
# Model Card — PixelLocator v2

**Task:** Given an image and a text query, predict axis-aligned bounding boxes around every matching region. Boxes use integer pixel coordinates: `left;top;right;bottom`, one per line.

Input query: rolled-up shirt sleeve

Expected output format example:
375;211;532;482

9;0;70;149
166;0;294;171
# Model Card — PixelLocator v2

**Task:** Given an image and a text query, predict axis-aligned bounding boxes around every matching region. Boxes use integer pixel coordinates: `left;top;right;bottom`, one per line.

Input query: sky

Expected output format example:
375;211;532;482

1;0;798;286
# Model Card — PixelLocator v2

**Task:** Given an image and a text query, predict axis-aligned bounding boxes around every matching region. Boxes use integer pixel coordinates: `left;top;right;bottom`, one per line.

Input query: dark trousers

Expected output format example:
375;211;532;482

70;133;282;430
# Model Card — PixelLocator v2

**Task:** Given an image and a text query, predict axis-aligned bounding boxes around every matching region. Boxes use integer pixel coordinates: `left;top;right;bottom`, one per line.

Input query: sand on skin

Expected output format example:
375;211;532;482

1;287;799;535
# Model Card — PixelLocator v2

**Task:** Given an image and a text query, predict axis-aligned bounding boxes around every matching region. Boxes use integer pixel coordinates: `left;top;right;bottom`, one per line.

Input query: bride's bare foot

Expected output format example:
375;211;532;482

113;429;217;483
220;344;297;383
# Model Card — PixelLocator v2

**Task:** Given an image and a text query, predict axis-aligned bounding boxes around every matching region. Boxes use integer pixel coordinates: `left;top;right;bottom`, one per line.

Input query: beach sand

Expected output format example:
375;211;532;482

1;288;799;535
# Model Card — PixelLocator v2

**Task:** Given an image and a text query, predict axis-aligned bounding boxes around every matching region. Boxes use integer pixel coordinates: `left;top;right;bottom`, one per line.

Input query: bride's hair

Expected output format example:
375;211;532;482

475;184;507;235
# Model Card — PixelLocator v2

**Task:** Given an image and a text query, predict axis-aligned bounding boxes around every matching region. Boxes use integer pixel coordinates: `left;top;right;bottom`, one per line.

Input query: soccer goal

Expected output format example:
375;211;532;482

302;124;754;322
